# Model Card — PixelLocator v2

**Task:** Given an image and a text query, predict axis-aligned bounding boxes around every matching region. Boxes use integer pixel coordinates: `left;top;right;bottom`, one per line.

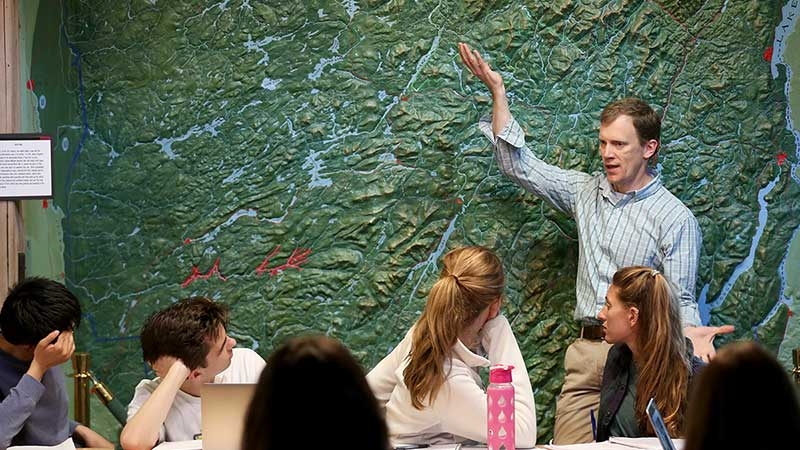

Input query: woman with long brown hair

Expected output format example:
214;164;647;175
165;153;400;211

367;246;536;447
596;266;704;441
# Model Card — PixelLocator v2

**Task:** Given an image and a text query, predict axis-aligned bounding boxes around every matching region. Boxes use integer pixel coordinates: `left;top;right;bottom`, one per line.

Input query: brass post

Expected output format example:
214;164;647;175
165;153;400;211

72;352;91;425
793;348;800;386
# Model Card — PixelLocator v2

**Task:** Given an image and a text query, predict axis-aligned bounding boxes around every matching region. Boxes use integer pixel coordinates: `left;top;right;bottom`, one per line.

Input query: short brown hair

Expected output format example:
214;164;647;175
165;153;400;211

600;97;661;146
140;296;229;370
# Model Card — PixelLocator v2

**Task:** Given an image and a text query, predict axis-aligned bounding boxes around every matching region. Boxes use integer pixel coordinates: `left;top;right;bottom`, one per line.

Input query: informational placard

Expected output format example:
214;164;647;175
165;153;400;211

0;134;53;199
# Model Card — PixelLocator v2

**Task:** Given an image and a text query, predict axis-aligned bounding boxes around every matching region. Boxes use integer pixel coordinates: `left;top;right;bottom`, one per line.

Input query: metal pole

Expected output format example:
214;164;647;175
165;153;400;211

793;348;800;386
72;352;91;425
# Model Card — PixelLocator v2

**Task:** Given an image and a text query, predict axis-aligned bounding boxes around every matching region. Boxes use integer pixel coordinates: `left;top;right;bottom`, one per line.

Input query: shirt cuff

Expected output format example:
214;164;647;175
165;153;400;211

478;115;525;148
681;305;702;327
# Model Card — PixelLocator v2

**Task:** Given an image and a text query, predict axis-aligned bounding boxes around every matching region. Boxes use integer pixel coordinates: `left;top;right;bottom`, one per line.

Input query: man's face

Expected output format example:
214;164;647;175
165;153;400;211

201;325;236;378
598;114;658;193
598;285;637;345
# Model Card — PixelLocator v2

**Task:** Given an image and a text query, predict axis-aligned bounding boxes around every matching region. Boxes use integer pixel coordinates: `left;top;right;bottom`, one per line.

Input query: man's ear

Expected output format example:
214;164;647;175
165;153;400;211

643;139;659;159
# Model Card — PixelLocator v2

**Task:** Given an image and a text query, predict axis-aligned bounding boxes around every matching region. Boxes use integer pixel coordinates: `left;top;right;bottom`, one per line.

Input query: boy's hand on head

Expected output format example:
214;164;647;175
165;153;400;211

151;355;190;379
27;330;75;381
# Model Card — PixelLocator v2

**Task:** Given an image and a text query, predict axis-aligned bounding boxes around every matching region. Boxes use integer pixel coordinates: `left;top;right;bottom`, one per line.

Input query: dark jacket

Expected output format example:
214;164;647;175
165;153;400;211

596;339;705;442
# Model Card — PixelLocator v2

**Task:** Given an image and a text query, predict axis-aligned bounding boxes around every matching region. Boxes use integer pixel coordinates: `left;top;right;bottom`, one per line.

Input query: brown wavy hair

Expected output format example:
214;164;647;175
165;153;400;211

613;266;688;437
403;246;504;409
140;296;229;370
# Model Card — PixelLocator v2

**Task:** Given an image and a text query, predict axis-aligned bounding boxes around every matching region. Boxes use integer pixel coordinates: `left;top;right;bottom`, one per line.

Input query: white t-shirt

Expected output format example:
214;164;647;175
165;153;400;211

127;348;266;443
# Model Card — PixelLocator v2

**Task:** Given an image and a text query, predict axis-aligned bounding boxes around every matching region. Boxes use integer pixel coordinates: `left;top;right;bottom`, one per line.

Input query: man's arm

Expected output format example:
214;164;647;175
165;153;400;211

120;358;190;450
458;42;510;137
459;42;591;216
662;215;735;360
662;215;703;328
1;330;74;450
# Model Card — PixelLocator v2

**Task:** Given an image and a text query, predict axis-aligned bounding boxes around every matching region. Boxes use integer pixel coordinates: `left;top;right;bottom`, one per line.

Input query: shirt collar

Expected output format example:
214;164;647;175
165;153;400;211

452;339;491;368
599;170;662;204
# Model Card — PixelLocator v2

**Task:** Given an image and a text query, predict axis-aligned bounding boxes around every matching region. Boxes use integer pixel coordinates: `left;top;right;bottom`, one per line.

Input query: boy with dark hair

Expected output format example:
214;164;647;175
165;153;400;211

0;277;113;450
120;297;265;450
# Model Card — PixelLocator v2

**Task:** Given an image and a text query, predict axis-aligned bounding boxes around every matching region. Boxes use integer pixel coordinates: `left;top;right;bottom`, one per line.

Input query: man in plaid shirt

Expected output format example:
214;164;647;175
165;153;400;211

459;42;733;444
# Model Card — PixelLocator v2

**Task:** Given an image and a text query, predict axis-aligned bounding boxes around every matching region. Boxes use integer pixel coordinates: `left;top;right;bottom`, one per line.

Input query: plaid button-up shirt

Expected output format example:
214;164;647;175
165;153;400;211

480;116;701;326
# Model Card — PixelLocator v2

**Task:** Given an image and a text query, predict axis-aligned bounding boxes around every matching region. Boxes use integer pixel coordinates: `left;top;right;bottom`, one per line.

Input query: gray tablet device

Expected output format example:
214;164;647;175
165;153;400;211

646;397;677;450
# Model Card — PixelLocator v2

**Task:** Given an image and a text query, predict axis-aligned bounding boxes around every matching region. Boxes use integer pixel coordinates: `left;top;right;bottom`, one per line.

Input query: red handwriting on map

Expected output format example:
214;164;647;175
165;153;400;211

181;257;227;288
26;79;35;91
181;246;312;287
255;245;283;276
254;246;312;277
777;152;788;166
763;47;773;63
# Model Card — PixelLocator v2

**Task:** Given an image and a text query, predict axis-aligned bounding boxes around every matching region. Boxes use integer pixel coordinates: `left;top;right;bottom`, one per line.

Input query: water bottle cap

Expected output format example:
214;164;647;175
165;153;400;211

489;364;514;383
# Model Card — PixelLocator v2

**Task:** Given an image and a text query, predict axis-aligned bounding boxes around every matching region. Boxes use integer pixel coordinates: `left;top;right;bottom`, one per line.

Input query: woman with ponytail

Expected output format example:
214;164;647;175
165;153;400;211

367;246;537;447
596;266;704;441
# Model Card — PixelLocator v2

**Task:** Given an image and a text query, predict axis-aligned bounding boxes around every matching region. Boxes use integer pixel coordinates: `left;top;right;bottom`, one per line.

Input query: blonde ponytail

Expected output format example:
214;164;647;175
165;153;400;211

404;246;504;409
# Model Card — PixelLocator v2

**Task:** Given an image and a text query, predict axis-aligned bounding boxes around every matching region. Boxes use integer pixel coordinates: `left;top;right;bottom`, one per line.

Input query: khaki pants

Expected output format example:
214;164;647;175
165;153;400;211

553;339;611;444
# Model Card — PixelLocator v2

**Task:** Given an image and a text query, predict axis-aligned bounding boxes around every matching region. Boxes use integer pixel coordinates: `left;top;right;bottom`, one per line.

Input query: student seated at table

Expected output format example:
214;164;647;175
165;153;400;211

0;277;113;450
120;297;265;450
683;341;800;450
367;246;537;447
596;267;704;441
242;335;389;450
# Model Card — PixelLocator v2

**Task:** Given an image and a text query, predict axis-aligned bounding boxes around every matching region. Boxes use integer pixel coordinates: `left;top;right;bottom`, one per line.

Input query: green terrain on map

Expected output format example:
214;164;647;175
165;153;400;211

30;0;799;439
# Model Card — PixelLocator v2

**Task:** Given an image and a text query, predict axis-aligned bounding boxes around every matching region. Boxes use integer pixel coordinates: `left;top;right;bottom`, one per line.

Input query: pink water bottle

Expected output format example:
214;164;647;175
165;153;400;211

487;364;515;450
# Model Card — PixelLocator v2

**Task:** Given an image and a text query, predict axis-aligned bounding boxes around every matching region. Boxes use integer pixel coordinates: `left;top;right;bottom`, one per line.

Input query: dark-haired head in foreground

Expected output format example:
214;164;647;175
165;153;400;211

683;341;800;450
0;276;81;346
242;335;389;450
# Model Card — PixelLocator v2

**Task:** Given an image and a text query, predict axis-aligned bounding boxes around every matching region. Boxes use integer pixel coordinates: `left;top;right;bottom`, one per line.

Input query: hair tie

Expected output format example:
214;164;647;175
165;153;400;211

651;269;659;277
450;274;460;284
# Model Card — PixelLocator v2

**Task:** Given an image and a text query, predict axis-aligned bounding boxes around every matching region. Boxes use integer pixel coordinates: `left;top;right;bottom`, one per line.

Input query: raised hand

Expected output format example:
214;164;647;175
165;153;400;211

684;325;736;362
151;355;189;379
458;42;505;94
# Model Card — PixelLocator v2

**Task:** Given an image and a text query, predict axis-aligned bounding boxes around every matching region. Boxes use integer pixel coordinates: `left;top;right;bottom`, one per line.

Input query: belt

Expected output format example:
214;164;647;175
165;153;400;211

580;324;605;340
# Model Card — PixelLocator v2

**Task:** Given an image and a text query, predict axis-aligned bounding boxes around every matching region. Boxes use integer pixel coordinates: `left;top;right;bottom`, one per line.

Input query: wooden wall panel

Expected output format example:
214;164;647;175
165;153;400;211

1;0;23;303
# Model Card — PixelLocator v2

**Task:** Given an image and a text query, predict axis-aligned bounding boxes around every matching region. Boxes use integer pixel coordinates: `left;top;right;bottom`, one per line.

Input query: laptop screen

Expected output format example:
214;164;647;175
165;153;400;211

200;383;256;450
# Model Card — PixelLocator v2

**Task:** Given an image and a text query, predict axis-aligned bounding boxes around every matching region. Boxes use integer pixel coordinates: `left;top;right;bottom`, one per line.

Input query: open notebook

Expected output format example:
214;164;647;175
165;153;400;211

541;400;684;450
